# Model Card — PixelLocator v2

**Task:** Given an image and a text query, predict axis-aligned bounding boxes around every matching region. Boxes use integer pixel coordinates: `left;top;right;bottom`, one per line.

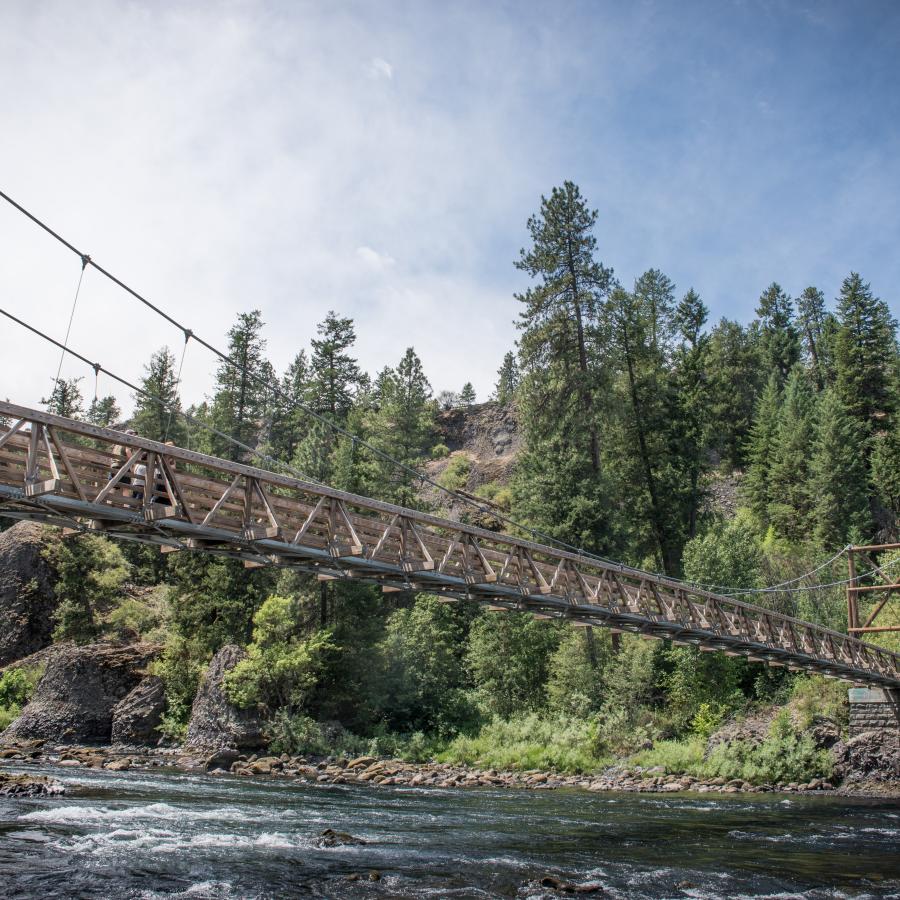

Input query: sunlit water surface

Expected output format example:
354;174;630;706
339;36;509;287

0;764;898;898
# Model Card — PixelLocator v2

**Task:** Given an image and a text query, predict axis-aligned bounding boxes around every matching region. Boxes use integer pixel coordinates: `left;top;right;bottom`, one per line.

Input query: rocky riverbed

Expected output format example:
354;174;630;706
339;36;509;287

4;737;893;798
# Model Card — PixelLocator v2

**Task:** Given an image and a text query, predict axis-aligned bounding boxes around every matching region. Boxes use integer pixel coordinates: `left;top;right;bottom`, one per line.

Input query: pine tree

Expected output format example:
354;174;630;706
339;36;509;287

87;395;120;428
673;289;711;538
756;282;801;385
43;378;84;419
460;383;476;406
743;373;782;523
705;319;765;468
810;389;871;548
367;348;434;505
796;286;830;390
606;279;684;573
308;312;364;420
515;181;613;473
269;351;310;463
131;347;186;444
767;367;815;541
871;420;900;527
209;310;270;461
834;273;897;433
493;351;519;404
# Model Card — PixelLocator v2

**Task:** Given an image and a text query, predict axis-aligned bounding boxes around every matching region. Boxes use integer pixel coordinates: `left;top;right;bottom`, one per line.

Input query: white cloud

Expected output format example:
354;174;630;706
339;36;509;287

367;56;394;80
355;246;396;270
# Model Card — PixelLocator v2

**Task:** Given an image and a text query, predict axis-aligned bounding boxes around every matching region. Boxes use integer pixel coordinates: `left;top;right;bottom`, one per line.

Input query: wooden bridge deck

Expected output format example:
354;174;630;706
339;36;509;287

0;401;897;689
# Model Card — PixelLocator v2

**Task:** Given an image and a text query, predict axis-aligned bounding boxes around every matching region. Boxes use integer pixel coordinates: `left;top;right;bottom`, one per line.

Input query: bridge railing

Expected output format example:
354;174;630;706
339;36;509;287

0;401;897;687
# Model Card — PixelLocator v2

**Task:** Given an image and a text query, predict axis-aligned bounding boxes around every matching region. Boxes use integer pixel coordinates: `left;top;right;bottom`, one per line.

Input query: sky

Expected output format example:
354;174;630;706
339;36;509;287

1;0;899;415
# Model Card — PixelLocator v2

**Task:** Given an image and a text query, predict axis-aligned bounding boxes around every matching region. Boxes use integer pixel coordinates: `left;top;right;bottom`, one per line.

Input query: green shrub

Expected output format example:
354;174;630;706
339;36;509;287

701;710;833;785
691;701;727;739
431;443;450;459
224;596;335;713
791;676;849;730
438;454;471;491
267;712;369;757
438;713;610;774
152;634;209;741
0;665;44;733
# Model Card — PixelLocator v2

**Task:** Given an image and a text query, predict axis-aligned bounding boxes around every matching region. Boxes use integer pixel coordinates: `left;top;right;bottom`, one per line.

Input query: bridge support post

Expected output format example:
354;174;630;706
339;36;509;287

848;687;900;738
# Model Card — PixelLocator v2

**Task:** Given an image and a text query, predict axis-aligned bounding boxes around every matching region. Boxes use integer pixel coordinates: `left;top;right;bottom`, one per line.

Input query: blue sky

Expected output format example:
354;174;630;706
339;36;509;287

1;0;898;410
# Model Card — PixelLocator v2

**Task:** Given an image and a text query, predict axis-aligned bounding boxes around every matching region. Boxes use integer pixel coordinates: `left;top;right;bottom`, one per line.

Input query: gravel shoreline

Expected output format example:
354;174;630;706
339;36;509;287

4;739;896;798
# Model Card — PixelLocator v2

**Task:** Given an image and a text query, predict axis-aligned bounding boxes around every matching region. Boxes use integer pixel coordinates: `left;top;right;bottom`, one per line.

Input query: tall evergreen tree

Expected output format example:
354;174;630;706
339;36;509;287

705;319;764;468
633;268;676;355
871;420;900;530
493;351;519;404
515;181;613;474
87;395;120;428
368;348;434;505
131;347;186;444
834;272;897;434
743;373;782;523
606;279;684;573
269;350;310;463
209;311;270;461
308;312;364;420
43;377;84;419
767;367;815;541
796;286;830;390
809;389;871;548
673;289;711;539
460;383;476;406
756;282;801;385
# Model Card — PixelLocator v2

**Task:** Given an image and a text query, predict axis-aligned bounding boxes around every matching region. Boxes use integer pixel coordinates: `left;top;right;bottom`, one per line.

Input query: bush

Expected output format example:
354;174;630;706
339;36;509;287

431;443;450;459
152;634;209;741
0;665;44;733
266;712;368;757
224;596;335;713
438;454;471;491
438;713;610;774
701;710;833;785
790;676;849;730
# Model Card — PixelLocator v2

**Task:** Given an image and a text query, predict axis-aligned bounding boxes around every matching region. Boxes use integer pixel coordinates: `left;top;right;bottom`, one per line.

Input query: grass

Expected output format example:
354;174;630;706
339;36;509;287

437;714;611;774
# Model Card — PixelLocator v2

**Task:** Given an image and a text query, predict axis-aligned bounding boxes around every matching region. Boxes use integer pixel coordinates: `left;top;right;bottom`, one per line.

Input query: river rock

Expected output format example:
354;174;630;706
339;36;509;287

0;771;65;797
318;828;366;847
1;642;160;744
0;522;59;667
833;730;899;784
184;645;264;750
111;675;166;745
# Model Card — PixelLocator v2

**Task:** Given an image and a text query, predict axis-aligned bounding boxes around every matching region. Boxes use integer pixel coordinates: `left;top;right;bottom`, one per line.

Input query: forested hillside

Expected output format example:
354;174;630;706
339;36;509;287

8;181;899;779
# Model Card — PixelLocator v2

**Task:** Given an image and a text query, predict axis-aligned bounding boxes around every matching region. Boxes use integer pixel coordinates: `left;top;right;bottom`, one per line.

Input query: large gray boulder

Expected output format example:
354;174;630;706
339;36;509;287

0;522;58;666
185;645;264;750
1;642;159;744
833;730;899;785
111;675;166;745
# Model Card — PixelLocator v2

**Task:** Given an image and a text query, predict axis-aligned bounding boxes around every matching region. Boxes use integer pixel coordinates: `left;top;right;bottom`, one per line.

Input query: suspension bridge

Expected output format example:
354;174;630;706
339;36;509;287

0;188;898;692
0;400;898;689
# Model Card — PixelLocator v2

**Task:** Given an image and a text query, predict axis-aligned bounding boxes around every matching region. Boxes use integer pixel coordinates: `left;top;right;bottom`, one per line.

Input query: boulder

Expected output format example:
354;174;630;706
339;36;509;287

185;645;264;750
0;772;65;797
1;642;159;744
111;675;166;745
0;522;58;667
833;730;899;784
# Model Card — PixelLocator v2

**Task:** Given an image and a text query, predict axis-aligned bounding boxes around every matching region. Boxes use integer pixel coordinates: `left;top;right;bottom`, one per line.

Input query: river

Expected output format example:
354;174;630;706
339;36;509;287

0;764;897;898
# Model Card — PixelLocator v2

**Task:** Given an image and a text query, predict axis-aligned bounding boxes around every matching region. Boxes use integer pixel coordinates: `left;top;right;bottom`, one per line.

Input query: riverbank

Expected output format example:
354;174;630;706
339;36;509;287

3;739;897;799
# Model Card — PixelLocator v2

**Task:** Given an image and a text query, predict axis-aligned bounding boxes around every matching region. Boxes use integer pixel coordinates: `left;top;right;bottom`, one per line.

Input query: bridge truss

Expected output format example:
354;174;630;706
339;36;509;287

0;401;897;690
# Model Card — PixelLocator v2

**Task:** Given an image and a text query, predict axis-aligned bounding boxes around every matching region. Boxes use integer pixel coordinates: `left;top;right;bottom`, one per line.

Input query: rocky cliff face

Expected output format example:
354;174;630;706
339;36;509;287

0;522;59;666
1;642;160;745
423;402;521;521
185;645;265;750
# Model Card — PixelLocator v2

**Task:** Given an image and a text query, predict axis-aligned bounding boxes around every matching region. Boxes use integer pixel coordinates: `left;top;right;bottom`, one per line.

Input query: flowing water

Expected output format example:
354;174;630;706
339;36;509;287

1;764;898;898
